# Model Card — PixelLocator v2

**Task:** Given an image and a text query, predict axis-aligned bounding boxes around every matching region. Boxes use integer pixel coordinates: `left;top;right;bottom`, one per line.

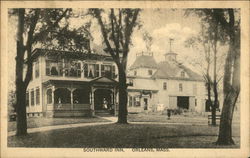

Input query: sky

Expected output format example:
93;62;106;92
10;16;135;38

8;9;203;89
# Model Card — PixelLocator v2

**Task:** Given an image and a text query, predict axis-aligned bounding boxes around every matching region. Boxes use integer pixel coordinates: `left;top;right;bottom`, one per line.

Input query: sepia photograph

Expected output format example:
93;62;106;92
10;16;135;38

1;1;249;158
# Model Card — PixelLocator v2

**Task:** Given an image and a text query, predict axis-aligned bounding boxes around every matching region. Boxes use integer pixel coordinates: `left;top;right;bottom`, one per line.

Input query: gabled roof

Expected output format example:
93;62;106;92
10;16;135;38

152;61;203;81
89;76;118;84
130;55;158;70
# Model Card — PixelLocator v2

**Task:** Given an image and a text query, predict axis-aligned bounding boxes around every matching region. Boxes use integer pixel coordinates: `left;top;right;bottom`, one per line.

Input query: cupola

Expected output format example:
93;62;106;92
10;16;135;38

164;38;177;62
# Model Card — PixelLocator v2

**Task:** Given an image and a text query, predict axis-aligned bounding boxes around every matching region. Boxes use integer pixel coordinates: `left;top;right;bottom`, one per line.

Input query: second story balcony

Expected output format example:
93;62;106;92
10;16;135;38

29;49;118;82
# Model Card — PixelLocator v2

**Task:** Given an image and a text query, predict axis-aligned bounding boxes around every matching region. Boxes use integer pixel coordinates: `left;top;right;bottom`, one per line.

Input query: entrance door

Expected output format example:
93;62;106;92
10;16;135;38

177;96;189;109
94;89;112;110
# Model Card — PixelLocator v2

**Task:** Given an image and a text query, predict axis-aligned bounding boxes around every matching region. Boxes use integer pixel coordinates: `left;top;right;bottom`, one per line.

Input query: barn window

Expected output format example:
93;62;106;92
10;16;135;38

179;83;183;92
163;82;167;90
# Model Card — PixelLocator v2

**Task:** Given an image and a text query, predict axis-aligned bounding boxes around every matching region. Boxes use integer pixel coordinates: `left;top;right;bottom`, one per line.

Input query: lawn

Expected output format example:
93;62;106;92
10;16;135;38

8;123;240;148
127;111;240;125
128;113;208;124
8;116;110;132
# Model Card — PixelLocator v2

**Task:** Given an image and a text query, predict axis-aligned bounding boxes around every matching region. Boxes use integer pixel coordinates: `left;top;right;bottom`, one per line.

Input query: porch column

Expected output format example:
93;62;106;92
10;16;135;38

90;87;95;116
62;58;65;77
114;89;118;116
70;89;73;110
52;86;55;105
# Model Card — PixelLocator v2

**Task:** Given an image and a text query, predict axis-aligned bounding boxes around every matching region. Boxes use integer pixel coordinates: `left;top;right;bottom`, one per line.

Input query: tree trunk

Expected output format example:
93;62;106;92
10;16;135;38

211;23;219;126
216;87;238;145
16;83;28;136
206;61;212;113
15;9;28;136
117;66;128;124
216;35;240;145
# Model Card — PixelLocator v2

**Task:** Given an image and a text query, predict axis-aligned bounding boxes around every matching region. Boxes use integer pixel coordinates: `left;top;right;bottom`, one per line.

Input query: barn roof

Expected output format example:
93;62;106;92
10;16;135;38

130;55;158;70
152;61;203;81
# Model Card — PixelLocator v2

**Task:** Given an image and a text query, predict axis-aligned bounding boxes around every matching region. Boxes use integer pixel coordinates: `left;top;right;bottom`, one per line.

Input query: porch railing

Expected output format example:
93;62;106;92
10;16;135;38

54;104;90;110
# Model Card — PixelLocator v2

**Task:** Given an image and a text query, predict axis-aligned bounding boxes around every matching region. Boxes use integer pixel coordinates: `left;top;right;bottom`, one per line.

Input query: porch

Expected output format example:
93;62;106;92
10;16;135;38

43;77;118;117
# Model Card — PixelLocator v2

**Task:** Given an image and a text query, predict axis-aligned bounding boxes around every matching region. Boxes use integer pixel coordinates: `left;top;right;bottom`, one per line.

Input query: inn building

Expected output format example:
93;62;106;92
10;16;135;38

25;48;118;117
25;46;206;117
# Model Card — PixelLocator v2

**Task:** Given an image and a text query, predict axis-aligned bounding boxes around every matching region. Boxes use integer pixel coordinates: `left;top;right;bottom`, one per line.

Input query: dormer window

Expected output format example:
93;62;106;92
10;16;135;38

181;71;185;78
148;70;153;75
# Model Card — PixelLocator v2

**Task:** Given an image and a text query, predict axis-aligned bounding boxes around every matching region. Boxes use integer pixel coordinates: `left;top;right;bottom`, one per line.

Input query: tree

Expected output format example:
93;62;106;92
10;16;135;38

186;9;230;127
188;9;240;145
13;8;73;136
185;24;213;119
213;9;240;145
90;9;140;123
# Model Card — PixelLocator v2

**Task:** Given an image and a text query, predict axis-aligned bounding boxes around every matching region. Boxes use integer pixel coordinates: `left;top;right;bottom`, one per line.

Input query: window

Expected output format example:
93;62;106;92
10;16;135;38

26;91;29;107
148;70;153;75
35;61;39;78
31;89;35;106
179;83;183;92
88;64;95;78
134;70;137;76
181;71;185;77
129;96;133;107
46;60;63;76
65;60;81;77
163;82;167;90
193;84;197;95
47;89;52;104
101;65;112;78
83;63;100;78
133;96;141;107
36;87;40;105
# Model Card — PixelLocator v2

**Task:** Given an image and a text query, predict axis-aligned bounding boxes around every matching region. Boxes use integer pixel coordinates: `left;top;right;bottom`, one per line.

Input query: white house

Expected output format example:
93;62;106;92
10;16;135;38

127;51;206;113
25;48;119;117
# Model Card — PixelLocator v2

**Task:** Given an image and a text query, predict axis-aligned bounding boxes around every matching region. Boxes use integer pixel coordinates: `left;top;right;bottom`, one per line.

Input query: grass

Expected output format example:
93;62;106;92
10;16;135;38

8;123;240;148
127;111;240;125
8;116;110;132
